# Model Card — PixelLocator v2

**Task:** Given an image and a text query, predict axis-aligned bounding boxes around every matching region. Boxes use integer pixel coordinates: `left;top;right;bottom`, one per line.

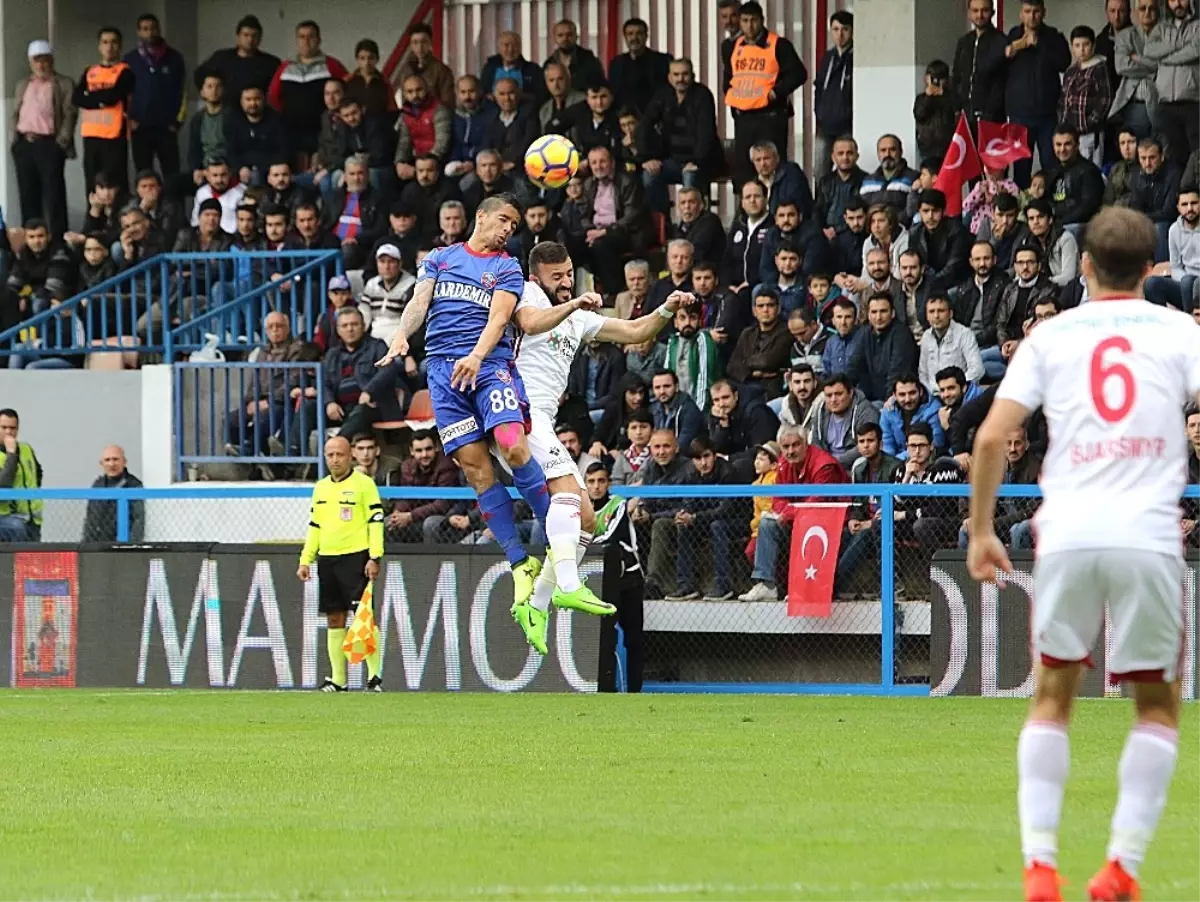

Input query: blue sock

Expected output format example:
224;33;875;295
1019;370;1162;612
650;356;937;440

477;483;526;567
510;459;551;526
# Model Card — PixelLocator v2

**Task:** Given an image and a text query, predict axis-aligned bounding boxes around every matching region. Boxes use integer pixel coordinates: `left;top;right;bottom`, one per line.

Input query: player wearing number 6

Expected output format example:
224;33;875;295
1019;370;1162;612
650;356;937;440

967;208;1200;902
504;242;693;654
375;194;606;615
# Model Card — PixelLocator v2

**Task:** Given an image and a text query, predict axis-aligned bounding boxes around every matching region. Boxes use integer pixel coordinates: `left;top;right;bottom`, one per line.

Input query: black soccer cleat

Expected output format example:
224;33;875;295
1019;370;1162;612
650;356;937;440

366;676;383;693
319;678;347;693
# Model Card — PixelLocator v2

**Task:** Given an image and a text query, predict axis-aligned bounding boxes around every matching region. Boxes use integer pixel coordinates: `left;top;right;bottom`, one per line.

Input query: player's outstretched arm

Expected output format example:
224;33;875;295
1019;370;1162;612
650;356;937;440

595;291;695;345
966;397;1029;582
513;292;604;335
451;288;521;390
377;278;433;366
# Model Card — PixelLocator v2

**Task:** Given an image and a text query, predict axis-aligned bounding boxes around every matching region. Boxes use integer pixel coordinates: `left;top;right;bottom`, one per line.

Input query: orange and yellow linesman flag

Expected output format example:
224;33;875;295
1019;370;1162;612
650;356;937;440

342;582;377;664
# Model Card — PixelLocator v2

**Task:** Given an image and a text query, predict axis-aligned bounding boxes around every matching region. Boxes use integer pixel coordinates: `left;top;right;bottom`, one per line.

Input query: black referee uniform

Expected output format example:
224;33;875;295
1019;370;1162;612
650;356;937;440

596;496;646;693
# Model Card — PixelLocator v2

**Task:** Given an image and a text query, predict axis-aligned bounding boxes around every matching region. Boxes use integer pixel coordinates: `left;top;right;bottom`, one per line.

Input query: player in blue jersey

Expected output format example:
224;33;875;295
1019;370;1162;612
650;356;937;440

377;193;614;614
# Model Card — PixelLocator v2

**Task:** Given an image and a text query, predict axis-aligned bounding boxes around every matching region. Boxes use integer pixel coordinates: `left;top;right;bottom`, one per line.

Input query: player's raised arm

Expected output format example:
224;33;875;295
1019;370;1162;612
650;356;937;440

377;277;434;367
513;291;603;335
451;288;521;390
595;291;695;345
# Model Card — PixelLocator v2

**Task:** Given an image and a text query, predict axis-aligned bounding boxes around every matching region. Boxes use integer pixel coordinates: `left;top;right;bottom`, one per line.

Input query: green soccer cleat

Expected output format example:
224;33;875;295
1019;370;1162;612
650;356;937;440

511;556;541;607
553;583;616;616
510;601;549;655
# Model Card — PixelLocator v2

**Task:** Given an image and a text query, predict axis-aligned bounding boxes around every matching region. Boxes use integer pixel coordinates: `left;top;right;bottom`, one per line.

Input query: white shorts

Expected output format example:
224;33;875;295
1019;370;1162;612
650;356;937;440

1033;550;1186;683
493;408;583;490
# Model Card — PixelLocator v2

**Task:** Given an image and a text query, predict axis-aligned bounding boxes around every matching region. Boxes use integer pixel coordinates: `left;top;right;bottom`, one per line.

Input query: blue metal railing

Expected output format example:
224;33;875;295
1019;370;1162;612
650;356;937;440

174;362;328;481
2;483;1195;696
0;251;341;361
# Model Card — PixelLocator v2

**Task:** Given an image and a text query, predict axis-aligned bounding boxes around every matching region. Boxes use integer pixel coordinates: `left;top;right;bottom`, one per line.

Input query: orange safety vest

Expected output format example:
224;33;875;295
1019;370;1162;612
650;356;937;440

79;62;129;139
725;32;780;111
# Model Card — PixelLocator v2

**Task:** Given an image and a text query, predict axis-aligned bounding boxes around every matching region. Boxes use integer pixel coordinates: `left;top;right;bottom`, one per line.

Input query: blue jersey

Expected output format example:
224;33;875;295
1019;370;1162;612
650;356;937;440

417;243;525;361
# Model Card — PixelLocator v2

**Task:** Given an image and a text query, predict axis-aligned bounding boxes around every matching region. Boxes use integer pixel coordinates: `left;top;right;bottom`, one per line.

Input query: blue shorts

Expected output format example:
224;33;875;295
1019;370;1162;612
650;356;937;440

427;356;531;455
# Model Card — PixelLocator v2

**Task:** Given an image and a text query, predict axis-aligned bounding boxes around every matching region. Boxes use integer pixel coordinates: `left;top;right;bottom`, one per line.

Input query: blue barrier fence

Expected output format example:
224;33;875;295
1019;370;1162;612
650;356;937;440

0;251;342;361
174;362;329;480
2;483;1195;695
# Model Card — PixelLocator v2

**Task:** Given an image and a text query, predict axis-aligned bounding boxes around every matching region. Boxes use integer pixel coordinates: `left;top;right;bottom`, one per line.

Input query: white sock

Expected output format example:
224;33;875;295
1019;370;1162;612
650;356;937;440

547;493;583;593
531;557;556;611
1107;723;1179;877
576;533;592;567
1018;720;1070;868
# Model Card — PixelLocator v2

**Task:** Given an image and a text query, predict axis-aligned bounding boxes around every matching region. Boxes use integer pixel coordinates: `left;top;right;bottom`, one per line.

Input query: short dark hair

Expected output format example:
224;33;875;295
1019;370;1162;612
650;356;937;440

1013;242;1043;264
791;363;815;382
831;297;857;315
692;260;717;276
294;201;320;219
137;12;159;26
585;461;609;477
755;287;780;303
926;293;952;310
775;200;800;214
268;158;292;172
906;422;934;443
1070;25;1096;43
919;156;943;175
0;409;18;421
994;192;1019;213
1025;197;1054;220
261;204;288;221
844;197;867;214
935;366;967;388
350;433;377;446
793;306;818;325
554;423;579;439
98;26;123;42
355;39;381;58
830;9;853;27
623;16;649;30
411;428;438;446
528;241;570;270
408;22;433;38
1085;208;1157;291
855;421;882;440
651;369;679;385
22;218;48;232
925;59;950;83
236;15;263;33
807;271;832;286
899;248;924;267
892;373;920;394
774;237;802;257
627;408;654;427
1054;124;1080;141
1137;136;1164;155
477;192;524;218
823;373;853;392
296;19;321;36
688;436;715;458
739;1;765;17
867;292;895;310
918;188;947;211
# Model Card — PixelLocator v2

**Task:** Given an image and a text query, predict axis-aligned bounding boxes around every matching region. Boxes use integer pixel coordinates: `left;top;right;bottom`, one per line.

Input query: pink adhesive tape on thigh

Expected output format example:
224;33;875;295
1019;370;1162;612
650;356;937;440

493;422;524;451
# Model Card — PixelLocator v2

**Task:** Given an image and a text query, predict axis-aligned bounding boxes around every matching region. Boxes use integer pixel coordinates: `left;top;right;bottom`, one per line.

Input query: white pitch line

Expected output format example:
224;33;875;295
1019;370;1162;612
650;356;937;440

28;882;1200;902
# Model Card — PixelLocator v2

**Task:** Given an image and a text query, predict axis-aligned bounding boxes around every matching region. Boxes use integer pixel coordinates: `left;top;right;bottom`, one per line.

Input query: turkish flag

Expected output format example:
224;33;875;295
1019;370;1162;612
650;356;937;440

977;120;1032;169
786;503;849;618
933;112;982;217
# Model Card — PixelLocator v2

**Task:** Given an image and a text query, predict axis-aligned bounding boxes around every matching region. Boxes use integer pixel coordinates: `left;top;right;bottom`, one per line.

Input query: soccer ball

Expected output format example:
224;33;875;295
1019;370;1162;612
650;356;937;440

524;134;581;190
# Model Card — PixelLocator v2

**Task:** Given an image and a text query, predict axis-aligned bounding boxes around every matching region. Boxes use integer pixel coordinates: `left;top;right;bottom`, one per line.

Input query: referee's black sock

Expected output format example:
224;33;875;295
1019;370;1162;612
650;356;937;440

327;628;348;687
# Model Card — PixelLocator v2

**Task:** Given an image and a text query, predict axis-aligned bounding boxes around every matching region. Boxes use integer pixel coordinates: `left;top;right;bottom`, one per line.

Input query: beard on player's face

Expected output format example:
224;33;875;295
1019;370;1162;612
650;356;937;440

535;276;573;304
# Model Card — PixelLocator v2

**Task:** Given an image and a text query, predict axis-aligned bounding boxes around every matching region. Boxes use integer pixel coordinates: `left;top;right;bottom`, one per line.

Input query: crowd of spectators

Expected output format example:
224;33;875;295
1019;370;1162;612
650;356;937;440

2;1;1199;598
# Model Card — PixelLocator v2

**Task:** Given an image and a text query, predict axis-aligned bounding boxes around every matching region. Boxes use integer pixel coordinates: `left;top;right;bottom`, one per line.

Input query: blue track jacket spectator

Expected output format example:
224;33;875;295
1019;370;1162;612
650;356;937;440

880;385;945;459
125;43;186;130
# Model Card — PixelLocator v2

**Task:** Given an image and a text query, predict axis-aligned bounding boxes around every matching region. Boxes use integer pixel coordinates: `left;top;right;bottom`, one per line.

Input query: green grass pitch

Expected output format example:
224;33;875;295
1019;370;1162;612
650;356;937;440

1;692;1196;900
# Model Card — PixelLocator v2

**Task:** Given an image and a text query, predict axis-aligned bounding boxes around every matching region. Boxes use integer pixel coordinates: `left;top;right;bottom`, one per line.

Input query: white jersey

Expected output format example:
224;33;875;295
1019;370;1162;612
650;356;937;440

513;281;607;415
997;300;1200;557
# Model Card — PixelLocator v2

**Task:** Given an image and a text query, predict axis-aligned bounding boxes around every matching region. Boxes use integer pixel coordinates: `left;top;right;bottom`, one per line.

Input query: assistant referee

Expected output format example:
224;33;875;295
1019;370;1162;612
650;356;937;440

297;435;385;692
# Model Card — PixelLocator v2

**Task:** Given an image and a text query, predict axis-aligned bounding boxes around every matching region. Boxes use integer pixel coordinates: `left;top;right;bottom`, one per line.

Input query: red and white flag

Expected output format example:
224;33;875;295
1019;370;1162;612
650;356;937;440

786;504;849;618
933;112;982;217
977;120;1032;169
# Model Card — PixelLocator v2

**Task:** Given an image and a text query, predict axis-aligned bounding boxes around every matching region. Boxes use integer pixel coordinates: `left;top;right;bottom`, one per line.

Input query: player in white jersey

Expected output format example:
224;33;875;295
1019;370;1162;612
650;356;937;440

506;241;693;655
967;209;1200;902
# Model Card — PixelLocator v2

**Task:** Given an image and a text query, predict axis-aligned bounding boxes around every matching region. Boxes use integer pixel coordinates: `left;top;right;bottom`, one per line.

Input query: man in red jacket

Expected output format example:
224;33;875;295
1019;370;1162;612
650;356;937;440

739;423;845;601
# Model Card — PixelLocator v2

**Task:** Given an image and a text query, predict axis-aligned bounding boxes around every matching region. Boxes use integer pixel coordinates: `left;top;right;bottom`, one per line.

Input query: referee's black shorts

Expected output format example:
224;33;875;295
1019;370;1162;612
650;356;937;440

317;551;370;613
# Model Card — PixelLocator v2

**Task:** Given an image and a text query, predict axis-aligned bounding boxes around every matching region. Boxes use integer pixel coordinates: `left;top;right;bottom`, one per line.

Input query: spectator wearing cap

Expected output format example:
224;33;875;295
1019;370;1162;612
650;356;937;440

267;20;348;166
190;156;247;233
185;70;227;196
321;155;387;270
315;274;360;352
359;243;418;347
194;15;280;107
344;39;396;118
366;200;422;278
72;24;136;195
395;74;453;184
11;39;76;240
478;79;541;178
123;13;186;178
227;85;287;187
401;154;463;241
396;23;456;109
722;2;808;185
174;197;232;253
